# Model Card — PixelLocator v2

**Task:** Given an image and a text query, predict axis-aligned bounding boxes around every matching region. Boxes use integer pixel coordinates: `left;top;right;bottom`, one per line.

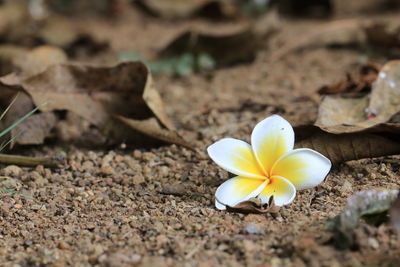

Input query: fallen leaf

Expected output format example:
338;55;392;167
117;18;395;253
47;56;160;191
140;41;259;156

316;94;370;127
318;63;380;95
47;0;114;16
226;196;280;214
294;60;400;163
316;60;400;129
160;11;279;66
0;2;29;38
278;0;332;18
269;18;362;62
12;112;57;145
295;125;400;164
326;189;398;249
137;0;219;18
0;61;190;148
0;45;67;78
365;22;400;51
38;15;109;58
333;0;391;16
0;45;27;76
15;45;68;77
368;60;400;123
390;193;400;240
115;116;192;149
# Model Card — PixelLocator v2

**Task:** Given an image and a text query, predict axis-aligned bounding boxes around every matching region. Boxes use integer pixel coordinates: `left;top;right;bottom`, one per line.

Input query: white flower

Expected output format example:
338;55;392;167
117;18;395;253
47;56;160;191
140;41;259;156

207;115;332;210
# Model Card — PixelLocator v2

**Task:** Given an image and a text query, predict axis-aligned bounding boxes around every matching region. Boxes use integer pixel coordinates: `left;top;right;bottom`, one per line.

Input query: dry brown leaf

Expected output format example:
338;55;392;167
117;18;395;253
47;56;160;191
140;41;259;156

368;60;400;123
0;90;59;147
269;18;361;62
138;0;218;18
295;61;400;163
38;15;80;47
12;112;57;145
0;2;29;37
316;94;369;128
316;60;400;130
15;46;68;77
226;197;280;214
390;193;400;240
0;45;27;76
0;45;67;78
365;22;400;49
295;125;400;164
38;15;109;57
333;0;392;15
0;61;189;148
327;189;399;249
114;116;192;149
318;63;380;95
160;11;279;66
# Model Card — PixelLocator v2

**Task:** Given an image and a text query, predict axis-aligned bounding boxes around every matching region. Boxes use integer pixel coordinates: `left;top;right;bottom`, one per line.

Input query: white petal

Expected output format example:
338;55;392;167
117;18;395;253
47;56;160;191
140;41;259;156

251;115;294;174
215;176;267;207
207;138;266;179
258;176;296;206
271;148;331;190
215;199;226;210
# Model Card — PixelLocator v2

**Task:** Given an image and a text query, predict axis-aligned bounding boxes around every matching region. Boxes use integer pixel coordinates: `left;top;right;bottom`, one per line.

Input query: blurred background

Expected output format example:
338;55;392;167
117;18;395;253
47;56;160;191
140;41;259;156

1;0;400;77
1;0;400;147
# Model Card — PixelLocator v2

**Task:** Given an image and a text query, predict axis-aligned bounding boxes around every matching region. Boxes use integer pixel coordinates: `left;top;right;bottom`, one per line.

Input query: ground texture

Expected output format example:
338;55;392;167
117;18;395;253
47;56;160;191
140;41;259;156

1;4;400;266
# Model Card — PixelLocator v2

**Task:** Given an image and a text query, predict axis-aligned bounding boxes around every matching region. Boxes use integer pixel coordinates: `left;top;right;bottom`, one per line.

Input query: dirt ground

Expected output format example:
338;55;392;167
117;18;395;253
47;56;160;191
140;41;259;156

1;2;400;266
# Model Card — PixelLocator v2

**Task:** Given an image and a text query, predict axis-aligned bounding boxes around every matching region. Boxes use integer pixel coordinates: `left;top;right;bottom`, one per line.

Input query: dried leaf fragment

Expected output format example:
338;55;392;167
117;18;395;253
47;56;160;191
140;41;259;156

317;60;400;129
115;116;192;149
226;197;280;214
326;189;399;249
318;63;380;95
295;123;400;164
160;11;278;66
365;22;400;49
296;60;400;163
0;61;187;148
138;0;215;18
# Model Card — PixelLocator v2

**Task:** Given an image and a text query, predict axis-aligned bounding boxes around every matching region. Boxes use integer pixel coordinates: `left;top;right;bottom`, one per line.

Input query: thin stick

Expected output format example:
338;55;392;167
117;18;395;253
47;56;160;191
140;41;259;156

0;154;64;168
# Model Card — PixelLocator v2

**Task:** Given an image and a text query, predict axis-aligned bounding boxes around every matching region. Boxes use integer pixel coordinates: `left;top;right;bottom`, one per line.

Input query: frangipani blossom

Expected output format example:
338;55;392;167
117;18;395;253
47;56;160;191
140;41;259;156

207;115;331;210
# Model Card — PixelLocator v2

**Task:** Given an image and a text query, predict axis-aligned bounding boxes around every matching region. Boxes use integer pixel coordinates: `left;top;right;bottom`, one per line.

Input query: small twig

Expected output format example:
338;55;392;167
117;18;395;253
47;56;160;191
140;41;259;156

0;154;64;168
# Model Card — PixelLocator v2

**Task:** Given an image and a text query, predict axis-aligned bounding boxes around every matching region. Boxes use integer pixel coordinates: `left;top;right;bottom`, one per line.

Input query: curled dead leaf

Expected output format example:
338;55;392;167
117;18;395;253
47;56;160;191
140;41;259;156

318;63;380;95
297;60;400;164
316;60;400;129
38;15;109;57
138;0;214;18
365;22;400;51
295;124;400;164
226;196;280;214
114;116;193;149
0;45;67;78
12;112;57;145
136;0;238;19
0;2;30;38
160;11;279;67
326;189;398;249
0;61;189;148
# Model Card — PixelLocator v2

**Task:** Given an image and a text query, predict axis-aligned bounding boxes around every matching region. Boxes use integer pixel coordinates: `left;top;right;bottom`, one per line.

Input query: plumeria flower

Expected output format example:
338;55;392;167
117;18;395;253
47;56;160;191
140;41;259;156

207;115;331;210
